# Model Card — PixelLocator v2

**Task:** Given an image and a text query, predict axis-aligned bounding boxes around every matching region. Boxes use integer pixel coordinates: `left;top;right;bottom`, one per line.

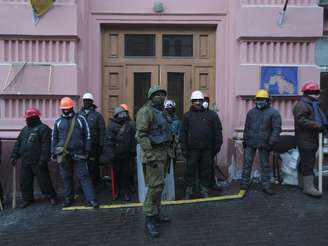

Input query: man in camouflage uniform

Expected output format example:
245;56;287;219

136;85;172;238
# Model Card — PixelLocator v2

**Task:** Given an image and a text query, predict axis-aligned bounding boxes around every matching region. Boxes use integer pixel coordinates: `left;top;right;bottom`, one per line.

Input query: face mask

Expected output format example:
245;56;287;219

255;100;268;110
202;101;209;109
152;95;165;107
309;94;320;100
117;111;128;119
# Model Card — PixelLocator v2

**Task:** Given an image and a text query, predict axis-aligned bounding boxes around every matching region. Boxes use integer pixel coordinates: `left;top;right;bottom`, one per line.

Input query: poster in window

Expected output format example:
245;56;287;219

260;66;298;95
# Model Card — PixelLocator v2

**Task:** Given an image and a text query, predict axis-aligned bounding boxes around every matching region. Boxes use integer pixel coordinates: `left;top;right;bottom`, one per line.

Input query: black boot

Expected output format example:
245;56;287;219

154;215;171;223
262;186;275;195
145;216;160;238
20;200;34;209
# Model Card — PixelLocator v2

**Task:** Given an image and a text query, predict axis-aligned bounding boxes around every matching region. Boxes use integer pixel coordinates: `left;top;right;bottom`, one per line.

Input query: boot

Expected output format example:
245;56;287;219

154;215;171;223
262;186;275;195
297;173;303;191
303;175;322;197
145;216;160;238
184;186;193;200
19;200;34;209
200;185;209;198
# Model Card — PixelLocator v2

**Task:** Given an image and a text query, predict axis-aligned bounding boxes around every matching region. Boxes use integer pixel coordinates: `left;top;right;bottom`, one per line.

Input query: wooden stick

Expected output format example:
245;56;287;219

0;197;3;211
319;133;323;193
12;166;16;209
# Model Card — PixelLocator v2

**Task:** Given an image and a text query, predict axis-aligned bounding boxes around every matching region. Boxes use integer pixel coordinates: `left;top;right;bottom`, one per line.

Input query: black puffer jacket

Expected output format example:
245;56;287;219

181;106;223;154
11;122;52;165
243;106;282;149
79;105;105;156
103;117;136;160
293;95;323;149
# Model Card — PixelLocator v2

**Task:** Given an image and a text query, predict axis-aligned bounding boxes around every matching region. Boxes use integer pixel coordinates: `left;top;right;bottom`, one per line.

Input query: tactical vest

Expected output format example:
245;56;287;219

148;106;171;145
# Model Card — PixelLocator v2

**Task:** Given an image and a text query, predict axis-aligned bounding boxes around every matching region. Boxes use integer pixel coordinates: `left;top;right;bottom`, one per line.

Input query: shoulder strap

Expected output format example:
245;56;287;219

63;116;76;151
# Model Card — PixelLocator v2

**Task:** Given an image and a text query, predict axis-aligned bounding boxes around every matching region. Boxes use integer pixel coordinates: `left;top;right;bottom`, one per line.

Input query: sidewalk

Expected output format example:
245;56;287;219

0;184;328;246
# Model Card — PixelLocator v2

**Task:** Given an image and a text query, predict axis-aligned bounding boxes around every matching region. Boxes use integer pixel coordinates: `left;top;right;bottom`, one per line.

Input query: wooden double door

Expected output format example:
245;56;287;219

102;26;216;121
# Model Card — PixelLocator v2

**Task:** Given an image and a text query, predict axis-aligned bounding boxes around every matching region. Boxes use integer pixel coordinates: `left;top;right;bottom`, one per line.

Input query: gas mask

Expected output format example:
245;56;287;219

202;101;209;109
255;100;269;110
117;111;128;119
62;108;74;117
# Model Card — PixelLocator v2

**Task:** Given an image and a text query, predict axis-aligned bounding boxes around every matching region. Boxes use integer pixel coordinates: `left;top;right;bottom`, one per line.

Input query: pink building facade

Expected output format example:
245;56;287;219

0;0;324;188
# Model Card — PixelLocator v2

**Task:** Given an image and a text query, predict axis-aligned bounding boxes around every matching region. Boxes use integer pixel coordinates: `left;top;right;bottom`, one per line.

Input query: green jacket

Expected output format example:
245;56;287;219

135;102;170;164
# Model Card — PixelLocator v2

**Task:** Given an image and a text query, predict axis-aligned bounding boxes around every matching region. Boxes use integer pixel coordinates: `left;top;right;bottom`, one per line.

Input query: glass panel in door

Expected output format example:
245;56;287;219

133;73;151;117
167;72;184;120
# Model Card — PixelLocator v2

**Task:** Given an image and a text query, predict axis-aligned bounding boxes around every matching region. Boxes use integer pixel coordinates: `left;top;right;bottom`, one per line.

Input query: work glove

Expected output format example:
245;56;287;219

10;158;17;166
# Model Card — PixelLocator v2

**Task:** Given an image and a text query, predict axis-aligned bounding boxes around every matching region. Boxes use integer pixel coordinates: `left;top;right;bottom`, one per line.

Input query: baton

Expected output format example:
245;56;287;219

12;166;16;209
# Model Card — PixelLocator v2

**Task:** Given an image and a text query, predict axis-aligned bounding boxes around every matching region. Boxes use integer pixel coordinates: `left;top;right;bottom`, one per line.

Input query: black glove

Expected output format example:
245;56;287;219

38;160;47;167
51;154;57;161
242;141;247;149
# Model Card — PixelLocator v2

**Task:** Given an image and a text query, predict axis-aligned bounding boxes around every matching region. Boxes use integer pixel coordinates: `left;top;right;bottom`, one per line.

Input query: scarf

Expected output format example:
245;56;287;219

312;101;328;127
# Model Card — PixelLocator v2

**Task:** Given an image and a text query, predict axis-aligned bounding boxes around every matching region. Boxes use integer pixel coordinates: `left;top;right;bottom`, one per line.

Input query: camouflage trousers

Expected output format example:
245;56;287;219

143;160;167;216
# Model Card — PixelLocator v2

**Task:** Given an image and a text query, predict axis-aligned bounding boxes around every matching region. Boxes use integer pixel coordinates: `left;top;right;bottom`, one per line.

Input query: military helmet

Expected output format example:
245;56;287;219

147;85;166;99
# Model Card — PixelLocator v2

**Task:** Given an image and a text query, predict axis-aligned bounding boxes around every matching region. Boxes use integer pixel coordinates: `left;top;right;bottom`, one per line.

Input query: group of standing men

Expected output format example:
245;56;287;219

1;80;327;238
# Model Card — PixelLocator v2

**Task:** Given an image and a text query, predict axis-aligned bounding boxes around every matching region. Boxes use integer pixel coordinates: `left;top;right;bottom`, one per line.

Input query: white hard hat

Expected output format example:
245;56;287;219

190;90;204;100
164;99;176;109
82;92;95;101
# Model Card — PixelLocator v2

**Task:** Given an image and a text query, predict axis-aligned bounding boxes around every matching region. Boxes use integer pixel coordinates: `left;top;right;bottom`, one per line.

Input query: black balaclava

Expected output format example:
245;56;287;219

115;111;129;124
165;107;175;115
83;99;94;110
62;108;75;118
151;91;166;111
26;116;41;128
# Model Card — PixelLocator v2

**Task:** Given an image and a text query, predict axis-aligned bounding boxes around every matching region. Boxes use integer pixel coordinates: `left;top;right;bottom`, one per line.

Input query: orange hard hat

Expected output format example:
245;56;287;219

120;104;129;111
60;97;74;109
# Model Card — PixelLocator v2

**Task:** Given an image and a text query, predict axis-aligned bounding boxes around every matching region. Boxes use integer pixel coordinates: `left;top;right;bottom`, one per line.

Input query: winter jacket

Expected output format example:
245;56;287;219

181;106;223;154
79;105;105;156
51;112;91;156
11;122;52;165
103;117;136;160
293;95;324;149
243;106;282;149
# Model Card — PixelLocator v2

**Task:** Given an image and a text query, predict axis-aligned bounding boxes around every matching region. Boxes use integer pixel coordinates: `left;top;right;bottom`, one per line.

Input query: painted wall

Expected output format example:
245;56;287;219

0;0;324;191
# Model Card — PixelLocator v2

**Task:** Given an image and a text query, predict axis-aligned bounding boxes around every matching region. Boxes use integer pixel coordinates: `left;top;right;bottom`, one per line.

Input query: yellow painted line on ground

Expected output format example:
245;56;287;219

62;190;247;211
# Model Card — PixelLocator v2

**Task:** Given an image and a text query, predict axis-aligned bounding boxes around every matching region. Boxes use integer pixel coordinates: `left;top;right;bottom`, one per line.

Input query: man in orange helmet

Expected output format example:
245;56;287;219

11;107;57;208
52;97;98;208
293;82;328;197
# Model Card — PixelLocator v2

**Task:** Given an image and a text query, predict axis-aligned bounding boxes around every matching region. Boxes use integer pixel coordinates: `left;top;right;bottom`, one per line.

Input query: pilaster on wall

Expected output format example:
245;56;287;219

0;1;80;137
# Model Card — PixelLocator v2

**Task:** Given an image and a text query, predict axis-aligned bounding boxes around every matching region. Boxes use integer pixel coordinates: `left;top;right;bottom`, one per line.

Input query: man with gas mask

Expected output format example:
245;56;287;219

164;99;182;161
181;90;222;199
136;85;172;238
79;92;105;189
202;92;223;191
240;89;281;195
102;105;135;201
11;107;57;208
52;97;98;208
293;82;328;197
